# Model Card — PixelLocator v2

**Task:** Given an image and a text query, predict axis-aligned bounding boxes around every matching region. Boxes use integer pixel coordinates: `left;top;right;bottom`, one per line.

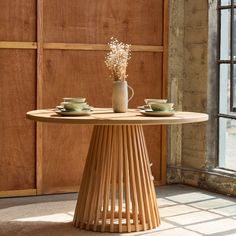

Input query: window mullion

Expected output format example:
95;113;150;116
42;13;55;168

230;2;235;111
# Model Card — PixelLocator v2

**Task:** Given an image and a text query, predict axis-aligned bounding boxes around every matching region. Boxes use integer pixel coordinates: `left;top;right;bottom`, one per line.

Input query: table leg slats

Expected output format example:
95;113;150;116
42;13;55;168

73;125;160;232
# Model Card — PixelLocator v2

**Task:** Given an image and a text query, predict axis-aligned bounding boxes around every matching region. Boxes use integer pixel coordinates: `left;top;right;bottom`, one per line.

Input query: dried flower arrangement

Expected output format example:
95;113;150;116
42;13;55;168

105;38;131;81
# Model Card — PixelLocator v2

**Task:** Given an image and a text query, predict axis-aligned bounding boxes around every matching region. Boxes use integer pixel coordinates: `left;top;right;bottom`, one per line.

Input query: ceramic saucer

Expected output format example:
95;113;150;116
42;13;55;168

139;110;175;117
55;110;92;116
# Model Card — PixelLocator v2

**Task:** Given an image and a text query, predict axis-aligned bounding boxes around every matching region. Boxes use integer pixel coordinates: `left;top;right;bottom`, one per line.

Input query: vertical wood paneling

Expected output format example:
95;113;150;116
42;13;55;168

0;50;36;191
36;0;44;195
0;0;36;41
44;0;163;45
0;0;167;196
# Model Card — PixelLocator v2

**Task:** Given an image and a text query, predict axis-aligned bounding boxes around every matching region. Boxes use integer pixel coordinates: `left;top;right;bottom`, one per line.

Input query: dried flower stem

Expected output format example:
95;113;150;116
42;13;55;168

105;38;131;81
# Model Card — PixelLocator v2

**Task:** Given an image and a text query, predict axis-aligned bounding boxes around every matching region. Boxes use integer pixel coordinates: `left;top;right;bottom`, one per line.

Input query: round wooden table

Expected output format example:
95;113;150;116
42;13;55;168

26;108;208;233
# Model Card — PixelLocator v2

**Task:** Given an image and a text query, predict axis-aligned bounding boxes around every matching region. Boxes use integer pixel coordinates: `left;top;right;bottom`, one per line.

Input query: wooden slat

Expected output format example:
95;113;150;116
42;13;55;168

43;43;163;52
162;0;169;99
118;126;123;232
101;126;113;232
74;126;98;227
123;126;131;232
132;126;146;230
131;45;163;52
93;126;107;231
44;43;106;51
140;128;160;225
82;126;105;228
159;0;169;185
137;126;152;228
0;41;37;49
36;0;44;195
110;126;118;232
139;127;158;227
0;189;36;198
0;41;163;52
100;126;110;232
85;126;103;229
84;222;149;232
44;43;163;52
127;126;139;231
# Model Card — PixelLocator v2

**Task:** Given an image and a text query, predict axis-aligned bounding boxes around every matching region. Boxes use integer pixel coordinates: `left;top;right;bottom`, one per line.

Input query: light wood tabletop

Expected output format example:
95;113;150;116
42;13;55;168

26;108;208;125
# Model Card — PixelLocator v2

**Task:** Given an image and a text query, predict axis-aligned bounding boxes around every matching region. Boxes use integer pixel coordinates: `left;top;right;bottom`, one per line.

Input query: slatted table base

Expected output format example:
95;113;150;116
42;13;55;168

73;125;160;233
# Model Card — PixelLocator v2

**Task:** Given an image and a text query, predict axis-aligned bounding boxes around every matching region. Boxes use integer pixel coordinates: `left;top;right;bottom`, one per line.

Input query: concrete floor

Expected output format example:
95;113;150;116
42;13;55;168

0;184;236;236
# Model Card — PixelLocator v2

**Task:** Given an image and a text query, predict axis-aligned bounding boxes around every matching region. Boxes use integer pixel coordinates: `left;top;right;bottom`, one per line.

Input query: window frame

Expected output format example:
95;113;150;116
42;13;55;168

218;0;236;115
217;0;236;171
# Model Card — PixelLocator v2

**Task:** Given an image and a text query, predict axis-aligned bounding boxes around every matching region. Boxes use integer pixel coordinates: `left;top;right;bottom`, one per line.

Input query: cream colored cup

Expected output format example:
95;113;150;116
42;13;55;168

63;97;86;103
144;99;167;104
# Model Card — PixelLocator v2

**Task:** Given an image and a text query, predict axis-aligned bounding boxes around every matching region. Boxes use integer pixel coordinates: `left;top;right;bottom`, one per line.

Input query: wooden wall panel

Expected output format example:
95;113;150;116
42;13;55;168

0;0;36;41
43;51;162;108
0;0;167;196
0;49;36;191
40;50;162;193
44;0;163;45
42;50;111;108
127;53;163;182
40;124;92;193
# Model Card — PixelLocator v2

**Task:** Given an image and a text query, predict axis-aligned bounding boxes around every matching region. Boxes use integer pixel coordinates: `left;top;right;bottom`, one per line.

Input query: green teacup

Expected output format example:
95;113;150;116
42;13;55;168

62;102;88;111
150;103;174;111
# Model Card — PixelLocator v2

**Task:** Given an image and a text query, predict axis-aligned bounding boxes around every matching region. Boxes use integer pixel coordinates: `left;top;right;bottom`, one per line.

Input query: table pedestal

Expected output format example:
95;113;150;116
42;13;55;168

73;125;160;233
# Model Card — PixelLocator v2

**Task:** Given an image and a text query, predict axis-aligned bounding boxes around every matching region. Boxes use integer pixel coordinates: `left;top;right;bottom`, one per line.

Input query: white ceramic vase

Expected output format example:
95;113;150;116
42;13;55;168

112;80;134;113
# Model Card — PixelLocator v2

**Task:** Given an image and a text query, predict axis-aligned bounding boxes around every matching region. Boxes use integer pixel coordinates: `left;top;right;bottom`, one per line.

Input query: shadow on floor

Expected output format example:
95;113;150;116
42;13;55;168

0;193;78;210
1;185;236;236
0;221;161;236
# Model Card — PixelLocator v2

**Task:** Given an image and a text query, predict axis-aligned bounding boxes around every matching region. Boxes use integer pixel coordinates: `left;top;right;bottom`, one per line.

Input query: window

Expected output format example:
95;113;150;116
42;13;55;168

218;0;236;171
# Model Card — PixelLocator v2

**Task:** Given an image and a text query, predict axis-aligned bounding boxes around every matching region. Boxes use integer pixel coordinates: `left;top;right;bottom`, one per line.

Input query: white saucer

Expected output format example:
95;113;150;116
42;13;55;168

140;110;175;117
55;110;92;116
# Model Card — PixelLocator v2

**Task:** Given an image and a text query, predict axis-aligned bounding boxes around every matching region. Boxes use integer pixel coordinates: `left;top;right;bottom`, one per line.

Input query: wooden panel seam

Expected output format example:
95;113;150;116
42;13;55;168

43;43;164;52
0;41;164;52
0;41;37;49
39;186;80;195
0;189;37;198
162;0;169;99
160;0;169;185
36;0;44;195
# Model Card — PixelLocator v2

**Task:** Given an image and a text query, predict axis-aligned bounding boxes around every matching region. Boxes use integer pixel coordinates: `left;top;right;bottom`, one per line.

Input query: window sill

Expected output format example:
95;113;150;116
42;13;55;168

168;166;236;179
211;168;236;178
